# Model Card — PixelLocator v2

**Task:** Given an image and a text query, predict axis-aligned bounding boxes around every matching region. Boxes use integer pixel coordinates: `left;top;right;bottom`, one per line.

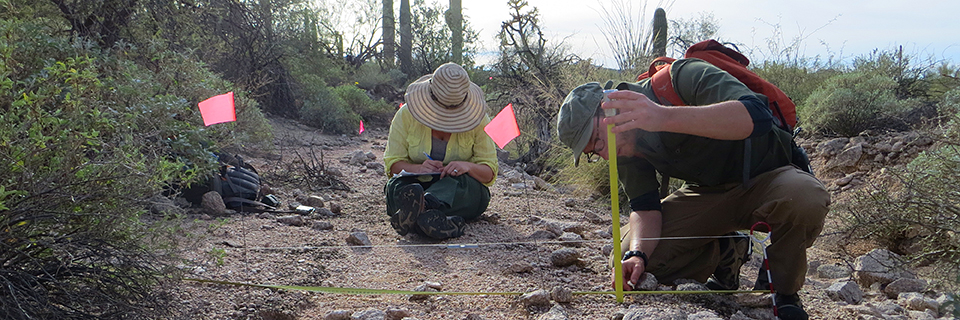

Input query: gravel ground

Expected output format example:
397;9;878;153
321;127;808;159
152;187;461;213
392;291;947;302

164;118;913;320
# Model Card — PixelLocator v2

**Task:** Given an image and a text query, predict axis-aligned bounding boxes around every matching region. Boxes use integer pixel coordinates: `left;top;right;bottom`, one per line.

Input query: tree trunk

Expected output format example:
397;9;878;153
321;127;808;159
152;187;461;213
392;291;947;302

399;0;413;76
651;8;667;57
447;0;463;64
382;0;395;68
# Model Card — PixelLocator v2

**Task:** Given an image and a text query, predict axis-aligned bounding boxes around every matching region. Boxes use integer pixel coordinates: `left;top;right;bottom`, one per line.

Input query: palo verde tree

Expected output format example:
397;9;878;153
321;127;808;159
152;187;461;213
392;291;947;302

492;0;579;170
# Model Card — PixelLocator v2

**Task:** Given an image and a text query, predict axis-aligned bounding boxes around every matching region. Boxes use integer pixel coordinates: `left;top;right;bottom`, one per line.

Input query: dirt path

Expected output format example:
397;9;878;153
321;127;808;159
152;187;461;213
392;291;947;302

166;118;922;320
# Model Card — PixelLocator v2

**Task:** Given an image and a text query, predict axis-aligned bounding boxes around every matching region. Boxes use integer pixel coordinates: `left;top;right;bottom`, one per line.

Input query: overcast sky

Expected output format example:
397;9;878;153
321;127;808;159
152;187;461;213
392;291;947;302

461;0;960;68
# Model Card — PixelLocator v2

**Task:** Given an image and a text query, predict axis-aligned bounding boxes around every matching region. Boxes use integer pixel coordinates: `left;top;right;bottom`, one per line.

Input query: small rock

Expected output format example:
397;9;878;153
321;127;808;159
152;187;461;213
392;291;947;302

842;304;882;318
898;292;938;312
328;202;342;214
503;263;534;274
323;309;351;320
687;310;723;320
551;286;573;303
351;308;385;320
346;232;372;246
537;304;567;320
409;284;439;301
526;230;557;241
563;199;576;207
519;289;551;308
883;278;927;299
636;273;658;291
583;211;604;224
817;264;852;279
314;207;336;217
365;161;385;172
201;191;226;215
277;215;307;226
304;195;325;208
550;248;580;267
424;281;443;290
311;221;334;230
149;195;183;215
558;232;583;247
826;281;863;304
384;307;411;320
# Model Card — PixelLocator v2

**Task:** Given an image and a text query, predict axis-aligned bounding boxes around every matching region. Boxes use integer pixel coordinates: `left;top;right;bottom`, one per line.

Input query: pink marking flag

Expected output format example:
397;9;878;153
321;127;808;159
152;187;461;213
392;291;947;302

484;103;521;149
359;120;365;134
198;92;236;126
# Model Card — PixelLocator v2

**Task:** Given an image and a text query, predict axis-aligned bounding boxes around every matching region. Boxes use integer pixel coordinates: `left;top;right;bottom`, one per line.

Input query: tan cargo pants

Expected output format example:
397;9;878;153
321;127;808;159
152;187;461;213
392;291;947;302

613;165;830;295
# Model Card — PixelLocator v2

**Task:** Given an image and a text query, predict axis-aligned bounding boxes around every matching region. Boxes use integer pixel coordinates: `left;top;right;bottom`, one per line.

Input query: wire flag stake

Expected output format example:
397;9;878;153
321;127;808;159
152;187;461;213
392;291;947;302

750;221;777;317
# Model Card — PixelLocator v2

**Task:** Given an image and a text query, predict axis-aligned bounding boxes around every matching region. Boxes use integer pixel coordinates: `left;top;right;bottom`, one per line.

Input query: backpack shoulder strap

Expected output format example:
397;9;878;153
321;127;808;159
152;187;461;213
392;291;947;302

649;62;685;106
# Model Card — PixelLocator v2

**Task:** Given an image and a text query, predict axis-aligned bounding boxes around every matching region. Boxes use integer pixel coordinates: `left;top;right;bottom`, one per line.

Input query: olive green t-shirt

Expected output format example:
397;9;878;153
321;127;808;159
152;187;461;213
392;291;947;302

616;59;793;210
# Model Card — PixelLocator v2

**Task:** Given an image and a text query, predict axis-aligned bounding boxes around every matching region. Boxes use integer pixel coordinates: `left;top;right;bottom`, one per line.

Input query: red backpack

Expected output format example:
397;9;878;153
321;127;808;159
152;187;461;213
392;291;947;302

636;39;798;131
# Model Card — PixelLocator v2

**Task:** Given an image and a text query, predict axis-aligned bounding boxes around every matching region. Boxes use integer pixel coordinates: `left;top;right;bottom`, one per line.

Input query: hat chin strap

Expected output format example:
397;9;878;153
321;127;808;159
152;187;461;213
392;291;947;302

429;89;468;109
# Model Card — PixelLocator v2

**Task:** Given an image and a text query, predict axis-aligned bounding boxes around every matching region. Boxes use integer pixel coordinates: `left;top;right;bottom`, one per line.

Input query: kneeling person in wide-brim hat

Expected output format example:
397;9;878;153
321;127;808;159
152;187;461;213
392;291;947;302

382;62;498;239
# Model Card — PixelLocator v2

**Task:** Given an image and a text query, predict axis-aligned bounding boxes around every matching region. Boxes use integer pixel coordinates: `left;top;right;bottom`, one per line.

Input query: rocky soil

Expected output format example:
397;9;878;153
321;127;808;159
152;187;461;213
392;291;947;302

165;118;957;320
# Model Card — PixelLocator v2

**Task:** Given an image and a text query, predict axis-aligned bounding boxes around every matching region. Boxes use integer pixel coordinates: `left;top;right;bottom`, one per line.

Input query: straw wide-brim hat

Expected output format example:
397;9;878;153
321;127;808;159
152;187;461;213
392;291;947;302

405;63;487;133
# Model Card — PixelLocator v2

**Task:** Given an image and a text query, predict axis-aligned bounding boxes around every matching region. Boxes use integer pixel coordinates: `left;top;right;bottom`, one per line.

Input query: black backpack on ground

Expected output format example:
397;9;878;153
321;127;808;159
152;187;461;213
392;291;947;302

211;153;265;209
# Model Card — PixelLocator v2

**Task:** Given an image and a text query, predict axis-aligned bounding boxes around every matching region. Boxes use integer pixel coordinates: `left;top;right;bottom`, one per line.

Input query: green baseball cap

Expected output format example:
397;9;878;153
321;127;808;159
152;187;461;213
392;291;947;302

557;82;603;166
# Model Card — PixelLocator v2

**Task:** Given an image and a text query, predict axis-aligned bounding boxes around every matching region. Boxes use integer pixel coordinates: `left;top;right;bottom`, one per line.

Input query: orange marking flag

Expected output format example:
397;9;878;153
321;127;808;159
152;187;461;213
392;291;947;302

198;92;236;126
484;103;520;149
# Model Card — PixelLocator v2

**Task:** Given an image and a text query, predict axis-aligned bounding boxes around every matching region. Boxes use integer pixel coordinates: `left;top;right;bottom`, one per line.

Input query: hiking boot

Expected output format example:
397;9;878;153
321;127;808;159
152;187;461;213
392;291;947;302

776;293;809;320
417;209;465;239
390;184;424;236
705;232;751;290
423;192;448;210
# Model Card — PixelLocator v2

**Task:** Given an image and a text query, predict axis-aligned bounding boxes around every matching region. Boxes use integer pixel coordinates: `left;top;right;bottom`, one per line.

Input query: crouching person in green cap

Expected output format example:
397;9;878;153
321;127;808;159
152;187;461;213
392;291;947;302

556;58;829;319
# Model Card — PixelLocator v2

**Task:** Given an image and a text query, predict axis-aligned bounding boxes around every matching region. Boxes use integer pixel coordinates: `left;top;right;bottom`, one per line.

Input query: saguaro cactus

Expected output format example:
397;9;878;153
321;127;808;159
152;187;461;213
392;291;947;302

651;8;667;57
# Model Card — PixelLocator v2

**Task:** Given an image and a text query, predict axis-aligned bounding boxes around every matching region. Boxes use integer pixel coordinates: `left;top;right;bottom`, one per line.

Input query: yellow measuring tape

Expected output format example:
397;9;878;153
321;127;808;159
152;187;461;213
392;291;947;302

183;278;766;296
604;90;626;302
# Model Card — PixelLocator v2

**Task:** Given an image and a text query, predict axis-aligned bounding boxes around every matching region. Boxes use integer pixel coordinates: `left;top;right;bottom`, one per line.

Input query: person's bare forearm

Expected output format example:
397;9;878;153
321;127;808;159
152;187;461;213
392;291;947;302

602;90;752;140
659;101;752;140
630;210;662;257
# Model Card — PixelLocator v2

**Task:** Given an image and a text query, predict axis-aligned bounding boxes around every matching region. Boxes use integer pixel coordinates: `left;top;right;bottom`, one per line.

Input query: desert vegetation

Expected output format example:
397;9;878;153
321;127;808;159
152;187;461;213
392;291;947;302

1;0;959;318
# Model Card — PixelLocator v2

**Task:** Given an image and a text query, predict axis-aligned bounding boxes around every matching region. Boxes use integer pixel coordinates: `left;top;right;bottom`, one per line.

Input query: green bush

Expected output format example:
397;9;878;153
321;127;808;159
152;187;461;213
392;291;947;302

299;84;359;134
0;18;271;319
333;84;395;126
800;72;915;136
752;61;842;108
840;132;960;285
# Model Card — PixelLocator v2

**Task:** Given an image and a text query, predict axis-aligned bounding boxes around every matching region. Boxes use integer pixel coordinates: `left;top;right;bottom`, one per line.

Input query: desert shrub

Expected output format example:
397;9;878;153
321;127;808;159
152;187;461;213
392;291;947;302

852;48;931;100
354;62;406;89
332;84;395;126
839;102;960;287
752;61;843;109
839;136;960;282
939;89;960;120
0;18;269;319
800;72;917;136
299;84;359;134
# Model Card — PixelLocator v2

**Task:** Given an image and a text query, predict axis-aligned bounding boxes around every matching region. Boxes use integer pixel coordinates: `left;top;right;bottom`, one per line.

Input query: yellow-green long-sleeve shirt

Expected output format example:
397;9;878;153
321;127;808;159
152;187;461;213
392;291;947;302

383;105;499;186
